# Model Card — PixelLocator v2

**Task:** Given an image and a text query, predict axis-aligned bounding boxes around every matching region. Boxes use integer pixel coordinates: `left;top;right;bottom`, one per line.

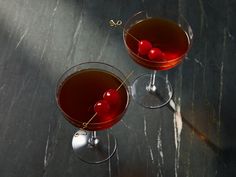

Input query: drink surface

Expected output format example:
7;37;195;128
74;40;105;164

57;69;128;130
125;17;190;70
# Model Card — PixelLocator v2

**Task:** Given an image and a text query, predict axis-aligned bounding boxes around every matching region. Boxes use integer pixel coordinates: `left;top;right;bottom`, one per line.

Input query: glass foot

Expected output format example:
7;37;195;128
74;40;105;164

72;130;117;164
131;74;173;108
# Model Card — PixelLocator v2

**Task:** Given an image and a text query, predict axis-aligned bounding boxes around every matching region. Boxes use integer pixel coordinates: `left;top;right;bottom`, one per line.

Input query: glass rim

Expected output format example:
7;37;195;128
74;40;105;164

122;11;192;64
55;61;130;126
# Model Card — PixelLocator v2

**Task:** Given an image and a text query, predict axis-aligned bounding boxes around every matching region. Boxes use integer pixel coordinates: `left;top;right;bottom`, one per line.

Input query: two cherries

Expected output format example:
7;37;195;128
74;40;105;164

138;40;163;60
94;89;121;117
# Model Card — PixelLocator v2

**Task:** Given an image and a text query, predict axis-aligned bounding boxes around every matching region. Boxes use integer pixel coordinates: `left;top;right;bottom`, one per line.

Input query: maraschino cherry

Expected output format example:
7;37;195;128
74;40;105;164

94;89;121;117
103;89;121;106
138;39;163;60
138;40;152;55
148;48;163;60
94;100;110;117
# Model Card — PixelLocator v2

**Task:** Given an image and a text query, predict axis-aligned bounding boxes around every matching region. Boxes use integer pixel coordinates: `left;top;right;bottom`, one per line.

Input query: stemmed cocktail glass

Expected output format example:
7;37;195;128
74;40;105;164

56;62;130;163
123;11;193;108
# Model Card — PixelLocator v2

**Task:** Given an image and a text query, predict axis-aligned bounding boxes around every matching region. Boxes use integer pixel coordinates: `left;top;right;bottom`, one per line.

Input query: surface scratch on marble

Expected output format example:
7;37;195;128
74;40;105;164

217;77;223;124
227;31;234;40
115;148;120;176
198;0;207;35
156;126;164;177
149;145;154;164
193;58;203;67
173;99;183;177
5;78;28;119
174;103;183;149
169;100;176;111
97;32;110;61
165;74;172;97
157;127;164;165
143;116;147;137
157;171;163;177
143;115;155;164
44;124;51;168
41;0;60;60
218;28;226;129
191;61;197;108
40;39;47;60
120;120;132;130
186;56;204;67
0;84;6;91
143;116;154;164
15;28;29;49
0;77;28;140
66;11;83;63
53;0;60;12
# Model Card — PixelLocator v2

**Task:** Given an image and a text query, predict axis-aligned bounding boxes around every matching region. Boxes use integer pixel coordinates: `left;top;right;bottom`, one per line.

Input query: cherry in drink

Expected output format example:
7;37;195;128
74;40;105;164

125;17;191;70
57;69;129;131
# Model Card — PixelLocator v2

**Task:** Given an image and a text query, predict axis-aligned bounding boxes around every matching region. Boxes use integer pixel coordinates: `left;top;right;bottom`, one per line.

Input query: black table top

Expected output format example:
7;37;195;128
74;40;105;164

0;0;236;176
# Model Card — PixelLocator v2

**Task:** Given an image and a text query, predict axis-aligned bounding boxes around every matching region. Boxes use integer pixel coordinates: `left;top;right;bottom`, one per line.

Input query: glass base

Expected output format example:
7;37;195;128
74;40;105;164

72;130;117;164
131;74;173;108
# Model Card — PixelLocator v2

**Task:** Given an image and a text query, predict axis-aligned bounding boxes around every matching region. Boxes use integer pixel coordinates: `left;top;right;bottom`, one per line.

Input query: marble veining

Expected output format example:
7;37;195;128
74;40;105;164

148;145;155;164
15;28;29;49
66;8;83;66
217;28;226;129
44;124;51;168
143;116;155;164
97;31;111;61
143;116;147;137
193;58;204;67
198;0;207;36
173;102;183;177
227;31;234;40
120;119;132;130
115;148;120;175
156;127;164;177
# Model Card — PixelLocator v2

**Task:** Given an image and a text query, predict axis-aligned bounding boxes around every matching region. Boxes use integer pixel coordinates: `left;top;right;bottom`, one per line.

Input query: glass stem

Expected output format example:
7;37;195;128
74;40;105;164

89;131;99;146
151;70;157;86
147;70;157;92
92;131;97;139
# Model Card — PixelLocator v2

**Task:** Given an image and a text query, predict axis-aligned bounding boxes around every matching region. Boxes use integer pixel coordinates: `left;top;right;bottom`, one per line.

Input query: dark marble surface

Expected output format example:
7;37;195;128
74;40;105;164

0;0;236;176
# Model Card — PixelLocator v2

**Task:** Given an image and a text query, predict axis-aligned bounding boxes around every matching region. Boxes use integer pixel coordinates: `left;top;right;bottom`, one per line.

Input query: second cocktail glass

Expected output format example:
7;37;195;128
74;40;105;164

123;11;193;108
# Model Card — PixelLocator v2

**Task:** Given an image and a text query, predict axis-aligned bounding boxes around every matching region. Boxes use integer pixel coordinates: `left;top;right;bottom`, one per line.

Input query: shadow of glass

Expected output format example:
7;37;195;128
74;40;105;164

150;96;222;155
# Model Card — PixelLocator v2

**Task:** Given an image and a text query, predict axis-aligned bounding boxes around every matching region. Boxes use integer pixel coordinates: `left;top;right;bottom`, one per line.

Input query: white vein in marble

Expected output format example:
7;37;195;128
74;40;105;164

173;99;183;177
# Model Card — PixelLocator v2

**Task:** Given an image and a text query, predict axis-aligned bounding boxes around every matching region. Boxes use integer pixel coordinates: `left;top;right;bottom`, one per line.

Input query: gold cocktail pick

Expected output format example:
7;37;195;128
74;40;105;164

109;19;122;27
109;19;139;43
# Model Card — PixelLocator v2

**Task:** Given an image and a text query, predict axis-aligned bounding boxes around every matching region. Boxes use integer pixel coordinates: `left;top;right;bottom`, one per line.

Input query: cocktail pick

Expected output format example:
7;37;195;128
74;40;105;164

109;19;163;58
82;70;134;129
109;19;139;43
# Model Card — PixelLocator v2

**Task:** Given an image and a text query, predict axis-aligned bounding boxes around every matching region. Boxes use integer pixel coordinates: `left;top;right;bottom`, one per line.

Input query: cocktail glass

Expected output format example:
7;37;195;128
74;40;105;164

56;62;130;163
123;11;193;108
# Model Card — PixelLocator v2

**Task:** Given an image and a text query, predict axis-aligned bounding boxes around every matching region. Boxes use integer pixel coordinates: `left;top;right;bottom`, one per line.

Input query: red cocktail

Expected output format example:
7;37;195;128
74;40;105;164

56;62;130;163
57;69;128;131
125;17;190;70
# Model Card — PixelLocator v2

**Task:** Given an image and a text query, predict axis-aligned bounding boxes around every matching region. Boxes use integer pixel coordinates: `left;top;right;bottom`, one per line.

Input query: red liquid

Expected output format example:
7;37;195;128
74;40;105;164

125;18;190;70
57;69;129;131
